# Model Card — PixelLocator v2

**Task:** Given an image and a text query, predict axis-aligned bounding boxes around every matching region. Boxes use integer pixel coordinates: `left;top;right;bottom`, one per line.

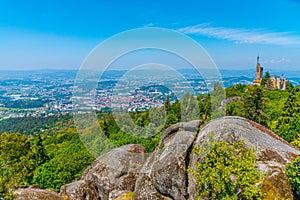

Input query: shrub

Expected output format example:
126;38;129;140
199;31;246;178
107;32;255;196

286;156;300;197
190;140;264;200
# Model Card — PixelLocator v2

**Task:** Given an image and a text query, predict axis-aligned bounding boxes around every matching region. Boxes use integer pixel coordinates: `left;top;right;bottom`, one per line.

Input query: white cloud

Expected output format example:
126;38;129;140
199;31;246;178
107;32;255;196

143;22;157;27
269;58;290;64
177;23;300;45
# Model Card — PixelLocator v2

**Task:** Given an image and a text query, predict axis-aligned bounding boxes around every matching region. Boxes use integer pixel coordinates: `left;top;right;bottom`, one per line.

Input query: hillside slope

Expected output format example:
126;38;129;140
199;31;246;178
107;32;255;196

16;116;300;200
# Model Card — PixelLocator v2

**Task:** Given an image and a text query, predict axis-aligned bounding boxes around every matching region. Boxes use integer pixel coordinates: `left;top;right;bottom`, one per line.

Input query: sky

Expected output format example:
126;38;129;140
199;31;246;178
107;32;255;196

0;0;300;71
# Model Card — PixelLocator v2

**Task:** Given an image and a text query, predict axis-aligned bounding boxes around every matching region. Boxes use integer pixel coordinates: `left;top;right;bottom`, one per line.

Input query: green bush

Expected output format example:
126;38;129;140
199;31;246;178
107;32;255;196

32;142;94;191
190;139;264;200
286;156;300;197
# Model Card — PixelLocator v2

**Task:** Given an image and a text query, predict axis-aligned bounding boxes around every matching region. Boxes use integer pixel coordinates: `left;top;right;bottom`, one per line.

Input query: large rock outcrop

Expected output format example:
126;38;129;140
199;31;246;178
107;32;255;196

133;116;300;199
16;117;299;200
60;144;147;200
134;120;201;200
188;116;299;200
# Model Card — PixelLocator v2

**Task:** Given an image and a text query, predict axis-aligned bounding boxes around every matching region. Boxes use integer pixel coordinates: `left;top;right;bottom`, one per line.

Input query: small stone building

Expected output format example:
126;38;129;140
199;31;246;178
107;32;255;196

252;56;286;90
268;76;286;90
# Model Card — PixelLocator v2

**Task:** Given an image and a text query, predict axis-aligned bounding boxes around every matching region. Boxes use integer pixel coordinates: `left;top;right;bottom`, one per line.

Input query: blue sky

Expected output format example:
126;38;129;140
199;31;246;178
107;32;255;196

0;0;300;71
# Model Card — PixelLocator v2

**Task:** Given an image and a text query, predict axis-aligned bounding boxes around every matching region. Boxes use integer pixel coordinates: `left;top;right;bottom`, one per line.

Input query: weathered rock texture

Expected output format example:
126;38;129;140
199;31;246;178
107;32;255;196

15;188;64;200
134;120;201;200
15;116;300;200
61;144;147;200
60;180;99;200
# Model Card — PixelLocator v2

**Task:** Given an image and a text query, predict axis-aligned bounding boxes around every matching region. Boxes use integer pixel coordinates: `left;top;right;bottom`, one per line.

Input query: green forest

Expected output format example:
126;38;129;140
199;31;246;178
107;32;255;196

0;78;300;199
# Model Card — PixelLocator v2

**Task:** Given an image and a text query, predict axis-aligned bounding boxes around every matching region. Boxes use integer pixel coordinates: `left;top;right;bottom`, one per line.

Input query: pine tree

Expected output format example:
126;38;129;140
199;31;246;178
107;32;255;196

31;134;49;167
276;89;300;142
102;120;110;137
198;94;211;120
169;99;181;122
180;93;199;121
243;86;267;126
286;81;294;92
164;96;171;114
164;113;178;129
261;71;271;89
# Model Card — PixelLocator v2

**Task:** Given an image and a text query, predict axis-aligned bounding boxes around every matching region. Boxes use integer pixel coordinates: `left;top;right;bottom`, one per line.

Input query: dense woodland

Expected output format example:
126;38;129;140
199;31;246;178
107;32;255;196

0;74;300;199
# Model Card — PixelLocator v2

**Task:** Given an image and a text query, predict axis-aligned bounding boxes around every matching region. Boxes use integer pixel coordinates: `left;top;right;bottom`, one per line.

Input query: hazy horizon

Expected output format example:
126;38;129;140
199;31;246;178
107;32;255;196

0;67;299;72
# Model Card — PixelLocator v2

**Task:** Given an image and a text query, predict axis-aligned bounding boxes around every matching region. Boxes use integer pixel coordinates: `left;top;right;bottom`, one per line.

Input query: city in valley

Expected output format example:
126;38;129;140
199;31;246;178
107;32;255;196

0;67;299;121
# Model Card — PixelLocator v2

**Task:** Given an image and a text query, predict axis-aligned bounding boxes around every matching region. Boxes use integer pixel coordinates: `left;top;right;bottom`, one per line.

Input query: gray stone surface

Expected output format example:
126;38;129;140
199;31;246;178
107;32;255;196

135;120;201;200
182;120;202;132
81;144;147;200
160;120;201;142
160;122;183;142
15;188;63;200
195;116;299;156
60;180;99;200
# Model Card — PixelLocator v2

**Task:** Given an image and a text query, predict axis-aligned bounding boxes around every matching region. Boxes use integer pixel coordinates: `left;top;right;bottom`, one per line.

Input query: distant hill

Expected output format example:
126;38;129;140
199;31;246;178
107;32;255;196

0;69;298;90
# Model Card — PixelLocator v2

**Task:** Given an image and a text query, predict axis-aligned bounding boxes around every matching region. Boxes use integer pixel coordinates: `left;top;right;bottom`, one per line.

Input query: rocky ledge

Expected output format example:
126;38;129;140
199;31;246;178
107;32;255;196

16;116;300;200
